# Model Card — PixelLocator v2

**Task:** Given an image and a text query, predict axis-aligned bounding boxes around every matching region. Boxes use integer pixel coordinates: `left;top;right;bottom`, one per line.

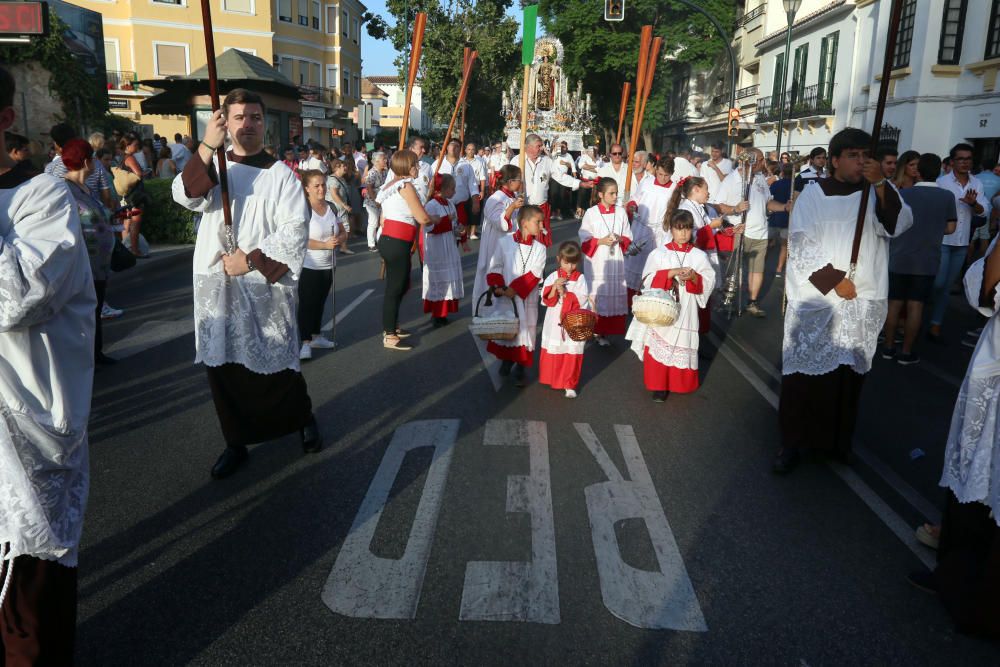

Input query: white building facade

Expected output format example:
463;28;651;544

365;75;432;134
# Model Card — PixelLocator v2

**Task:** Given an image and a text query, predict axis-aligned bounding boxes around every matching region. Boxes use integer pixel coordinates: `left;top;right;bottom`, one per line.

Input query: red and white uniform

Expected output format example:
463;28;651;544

626;242;715;393
422;196;464;317
679;198;721;334
437;158;479;229
580;203;632;335
485;231;547;366
628;179;675;300
509;154;580;247
473;187;517;303
539;269;591;391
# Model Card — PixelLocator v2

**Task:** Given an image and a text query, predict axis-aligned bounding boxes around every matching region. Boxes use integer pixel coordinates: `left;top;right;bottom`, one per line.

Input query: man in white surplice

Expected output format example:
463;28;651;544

0;65;95;663
774;128;913;474
173;88;321;480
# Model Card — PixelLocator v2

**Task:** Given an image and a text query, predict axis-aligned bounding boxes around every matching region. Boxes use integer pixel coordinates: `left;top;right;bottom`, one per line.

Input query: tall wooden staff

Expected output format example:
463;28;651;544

399;11;427;148
849;0;905;280
519;4;538;174
615;82;631;147
198;0;235;253
430;50;479;195
624;27;653;201
459;47;471;146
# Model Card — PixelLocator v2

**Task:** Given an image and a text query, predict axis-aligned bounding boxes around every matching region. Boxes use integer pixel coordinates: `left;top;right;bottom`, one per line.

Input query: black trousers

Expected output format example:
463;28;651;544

297;266;333;342
205;363;312;447
378;235;412;334
778;365;866;456
94;279;106;357
465;198;480;232
1;553;77;667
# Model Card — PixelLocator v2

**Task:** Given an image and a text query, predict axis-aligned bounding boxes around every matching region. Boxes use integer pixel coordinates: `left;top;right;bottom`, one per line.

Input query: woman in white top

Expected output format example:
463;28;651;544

297;170;347;360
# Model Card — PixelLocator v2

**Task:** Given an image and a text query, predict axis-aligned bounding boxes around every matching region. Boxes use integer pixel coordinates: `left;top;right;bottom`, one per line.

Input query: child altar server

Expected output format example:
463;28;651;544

422;173;465;327
539;241;592;398
473;165;524;303
486;204;547;387
626;209;716;402
580;177;632;346
627;158;676;305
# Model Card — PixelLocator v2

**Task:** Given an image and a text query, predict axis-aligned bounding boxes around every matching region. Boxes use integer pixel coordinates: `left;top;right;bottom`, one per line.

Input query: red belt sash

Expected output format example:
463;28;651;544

382;219;418;243
429;216;453;235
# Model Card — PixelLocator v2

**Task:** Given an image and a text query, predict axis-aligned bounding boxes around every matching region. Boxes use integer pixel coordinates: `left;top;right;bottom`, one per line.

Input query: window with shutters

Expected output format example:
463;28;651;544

327;65;338;90
278;0;291;22
278;56;293;80
818;32;838;102
298;0;308;25
343;67;350;96
790;44;808;106
987;0;1000;60
312;0;320;29
937;0;967;64
353;18;359;42
223;0;253;14
892;0;917;68
153;43;189;76
326;5;336;33
771;53;784;100
353;74;360;98
312;63;321;86
103;40;120;72
342;10;348;36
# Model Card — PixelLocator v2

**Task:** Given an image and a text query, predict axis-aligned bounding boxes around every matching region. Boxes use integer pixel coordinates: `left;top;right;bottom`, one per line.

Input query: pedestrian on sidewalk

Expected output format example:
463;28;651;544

0;66;96;664
769;163;793;278
326;159;355;255
539;241;591;398
774;128;913;474
172;88;322;480
298;169;345;360
882;153;957;364
580;177;632;346
363;151;388;251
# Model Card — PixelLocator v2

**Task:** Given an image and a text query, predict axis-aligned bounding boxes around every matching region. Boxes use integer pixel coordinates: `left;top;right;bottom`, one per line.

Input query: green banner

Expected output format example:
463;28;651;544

522;4;538;66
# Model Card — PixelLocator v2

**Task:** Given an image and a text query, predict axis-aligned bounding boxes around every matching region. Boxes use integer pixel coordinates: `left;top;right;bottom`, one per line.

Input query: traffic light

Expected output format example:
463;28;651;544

727;108;740;137
605;0;625;22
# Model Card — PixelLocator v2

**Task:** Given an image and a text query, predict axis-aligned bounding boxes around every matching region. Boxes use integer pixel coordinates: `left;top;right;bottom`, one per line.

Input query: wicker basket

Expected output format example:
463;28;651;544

561;308;597;341
632;288;680;327
469;289;520;341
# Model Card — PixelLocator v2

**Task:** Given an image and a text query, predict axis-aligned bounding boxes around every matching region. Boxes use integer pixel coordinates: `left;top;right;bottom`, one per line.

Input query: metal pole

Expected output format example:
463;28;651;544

774;10;795;159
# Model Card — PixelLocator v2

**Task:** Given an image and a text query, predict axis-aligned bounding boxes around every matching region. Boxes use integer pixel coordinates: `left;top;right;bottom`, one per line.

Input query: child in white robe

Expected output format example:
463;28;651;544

422;173;465;327
580;177;632;345
539;241;592;398
626;209;716;402
486;204;547;387
473;165;524;304
627;158;676;306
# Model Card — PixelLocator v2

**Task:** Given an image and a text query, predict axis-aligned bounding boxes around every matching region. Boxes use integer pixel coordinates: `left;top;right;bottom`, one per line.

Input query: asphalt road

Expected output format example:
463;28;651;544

77;221;1000;665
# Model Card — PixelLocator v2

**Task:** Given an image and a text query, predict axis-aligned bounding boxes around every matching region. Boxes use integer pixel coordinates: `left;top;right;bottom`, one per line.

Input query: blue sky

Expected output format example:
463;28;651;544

362;0;529;76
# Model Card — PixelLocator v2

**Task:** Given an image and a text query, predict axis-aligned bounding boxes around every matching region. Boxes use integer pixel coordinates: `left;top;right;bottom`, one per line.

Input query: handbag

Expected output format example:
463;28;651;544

110;238;136;272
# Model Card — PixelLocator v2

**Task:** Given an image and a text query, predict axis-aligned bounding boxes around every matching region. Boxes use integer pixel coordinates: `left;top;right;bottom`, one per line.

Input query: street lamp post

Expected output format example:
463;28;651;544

774;0;802;159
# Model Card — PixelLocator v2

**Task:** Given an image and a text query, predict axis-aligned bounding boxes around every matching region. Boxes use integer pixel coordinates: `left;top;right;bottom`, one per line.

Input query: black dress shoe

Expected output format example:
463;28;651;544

513;363;527;387
301;415;322;453
211;445;248;479
499;360;513;376
907;570;938;594
651;391;667;403
772;448;800;474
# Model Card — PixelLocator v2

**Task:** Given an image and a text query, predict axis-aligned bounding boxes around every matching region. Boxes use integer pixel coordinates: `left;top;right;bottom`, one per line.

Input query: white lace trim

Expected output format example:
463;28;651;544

376;177;413;205
258;217;308;280
645;327;698;369
782;298;886;376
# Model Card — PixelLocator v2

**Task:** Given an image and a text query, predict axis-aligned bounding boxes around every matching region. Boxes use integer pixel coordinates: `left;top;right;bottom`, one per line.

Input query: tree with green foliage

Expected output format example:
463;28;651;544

537;0;736;150
365;1;519;142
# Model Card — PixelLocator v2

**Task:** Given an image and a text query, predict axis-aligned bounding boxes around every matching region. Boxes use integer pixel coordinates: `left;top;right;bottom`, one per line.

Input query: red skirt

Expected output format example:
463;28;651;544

424;299;459;318
539;201;553;247
643;349;699;393
538;350;582;390
595;314;626;336
487;341;534;366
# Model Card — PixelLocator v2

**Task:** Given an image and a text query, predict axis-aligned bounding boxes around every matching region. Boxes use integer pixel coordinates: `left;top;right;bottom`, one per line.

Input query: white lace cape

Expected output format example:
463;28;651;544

782;181;913;376
940;241;1000;525
0;174;95;565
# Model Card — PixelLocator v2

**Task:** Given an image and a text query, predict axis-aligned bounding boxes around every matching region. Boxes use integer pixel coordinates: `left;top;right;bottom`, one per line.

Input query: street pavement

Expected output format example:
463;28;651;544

78;222;1000;665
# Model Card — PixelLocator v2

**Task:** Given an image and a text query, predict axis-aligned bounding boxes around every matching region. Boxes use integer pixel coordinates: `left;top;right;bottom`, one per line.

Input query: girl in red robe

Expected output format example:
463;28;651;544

539;241;592;398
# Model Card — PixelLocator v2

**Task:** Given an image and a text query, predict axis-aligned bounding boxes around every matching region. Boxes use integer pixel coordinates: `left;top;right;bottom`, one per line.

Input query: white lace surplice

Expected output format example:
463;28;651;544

579;206;632;318
0;175;96;565
173;159;308;374
782;182;913;376
940;243;1000;525
422;198;464;303
473;190;516;305
487;235;547;351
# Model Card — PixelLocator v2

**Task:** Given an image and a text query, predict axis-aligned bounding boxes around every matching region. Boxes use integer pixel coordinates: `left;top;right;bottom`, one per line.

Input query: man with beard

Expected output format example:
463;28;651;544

173;88;321;479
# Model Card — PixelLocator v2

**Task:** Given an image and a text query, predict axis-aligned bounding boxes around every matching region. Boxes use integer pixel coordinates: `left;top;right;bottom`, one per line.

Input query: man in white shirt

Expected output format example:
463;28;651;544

929;142;992;340
550;140;577;219
672;150;700;180
437;138;480;233
409;137;434;200
715;148;790;317
575;146;600;217
170;132;192;172
597;143;630;204
299;144;327;173
700;142;733;203
462;141;487;238
488;142;507;192
794;147;828;193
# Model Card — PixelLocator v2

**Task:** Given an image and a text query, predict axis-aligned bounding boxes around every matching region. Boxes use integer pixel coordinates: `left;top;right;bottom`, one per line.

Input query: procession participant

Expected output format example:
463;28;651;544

539;241;591;398
485;204;548;386
597;143;630;205
422;174;465;327
629;150;653;198
580;177;632;345
668;175;723;334
714;148;789;317
488;142;506;192
774;128;913;474
672;150;700;180
375;149;433;350
437;138;480;237
626;209;715;402
474;165;524;304
0;67;95;664
628;158;676;305
510;133;589;246
408;137;434;200
462;141;487;240
363;151;388;251
700;142;734;202
172;88;322;479
551;141;577;220
575;146;600;218
297;170;346;361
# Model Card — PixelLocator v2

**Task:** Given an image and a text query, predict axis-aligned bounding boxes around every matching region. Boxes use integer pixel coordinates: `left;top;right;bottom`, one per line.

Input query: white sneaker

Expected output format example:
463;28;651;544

597;336;610;347
101;303;124;319
564;389;577;399
299;342;313;360
469;234;479;240
309;335;337;349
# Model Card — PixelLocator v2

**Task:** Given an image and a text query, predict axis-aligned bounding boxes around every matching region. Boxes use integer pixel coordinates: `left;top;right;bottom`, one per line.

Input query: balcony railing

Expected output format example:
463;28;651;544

299;84;340;106
736;84;759;99
756;83;836;123
735;4;765;29
106;70;138;91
